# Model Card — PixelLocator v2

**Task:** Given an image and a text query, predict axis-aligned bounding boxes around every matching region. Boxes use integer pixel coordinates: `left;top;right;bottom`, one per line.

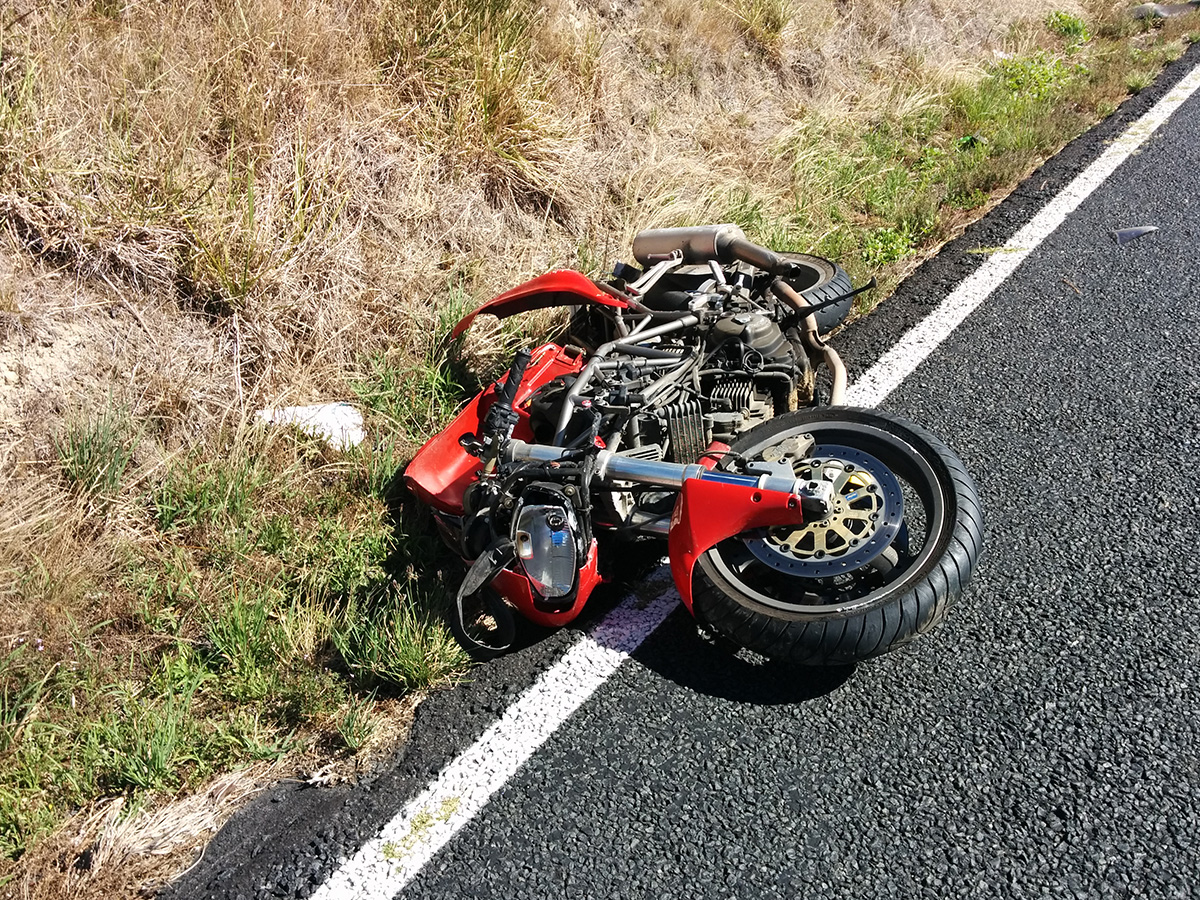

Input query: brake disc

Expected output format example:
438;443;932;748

745;443;904;577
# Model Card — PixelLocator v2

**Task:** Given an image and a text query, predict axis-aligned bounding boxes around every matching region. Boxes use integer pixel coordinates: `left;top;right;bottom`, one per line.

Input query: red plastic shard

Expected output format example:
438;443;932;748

449;271;630;340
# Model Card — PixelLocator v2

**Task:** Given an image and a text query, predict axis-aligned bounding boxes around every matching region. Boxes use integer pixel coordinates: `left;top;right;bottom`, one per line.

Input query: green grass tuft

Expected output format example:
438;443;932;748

153;451;266;532
336;692;379;751
333;586;469;692
53;404;136;500
724;0;791;55
1047;11;1090;47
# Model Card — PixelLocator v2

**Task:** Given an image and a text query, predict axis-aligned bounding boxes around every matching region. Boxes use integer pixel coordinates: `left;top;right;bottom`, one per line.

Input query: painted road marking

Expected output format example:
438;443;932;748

844;61;1200;407
310;59;1200;900
309;588;680;900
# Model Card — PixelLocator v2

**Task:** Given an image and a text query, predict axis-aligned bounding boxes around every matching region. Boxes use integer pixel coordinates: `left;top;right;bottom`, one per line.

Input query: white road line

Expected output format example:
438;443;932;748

845;61;1200;407
311;60;1200;900
309;588;680;900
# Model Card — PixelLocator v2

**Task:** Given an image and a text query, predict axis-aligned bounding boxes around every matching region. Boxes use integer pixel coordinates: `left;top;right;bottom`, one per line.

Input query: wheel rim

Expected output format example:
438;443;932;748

745;443;905;577
703;419;949;616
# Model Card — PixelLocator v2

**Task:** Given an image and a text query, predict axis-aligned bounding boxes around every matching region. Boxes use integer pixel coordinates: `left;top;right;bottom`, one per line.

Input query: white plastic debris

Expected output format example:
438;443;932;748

255;402;365;450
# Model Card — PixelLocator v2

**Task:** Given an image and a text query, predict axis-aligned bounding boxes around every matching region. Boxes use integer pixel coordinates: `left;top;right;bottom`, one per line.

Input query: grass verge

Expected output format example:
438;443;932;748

0;1;1196;895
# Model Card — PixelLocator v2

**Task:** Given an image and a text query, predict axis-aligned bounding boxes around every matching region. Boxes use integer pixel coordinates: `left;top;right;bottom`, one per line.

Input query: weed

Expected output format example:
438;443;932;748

0;648;56;754
722;187;804;254
275;668;346;727
332;586;468;692
124;547;197;632
177;137;262;307
1127;70;1156;93
202;587;283;701
861;227;914;267
53;404;135;501
350;440;405;502
274;596;337;665
352;350;464;441
212;710;297;762
153;452;265;533
336;692;379;751
1047;11;1090;47
0;785;58;863
372;0;557;197
277;509;392;604
993;52;1073;102
724;0;791;55
947;187;990;210
87;685;200;793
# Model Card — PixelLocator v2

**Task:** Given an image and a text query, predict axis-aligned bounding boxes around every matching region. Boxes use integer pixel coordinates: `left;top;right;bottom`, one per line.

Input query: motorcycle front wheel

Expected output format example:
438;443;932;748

694;408;983;665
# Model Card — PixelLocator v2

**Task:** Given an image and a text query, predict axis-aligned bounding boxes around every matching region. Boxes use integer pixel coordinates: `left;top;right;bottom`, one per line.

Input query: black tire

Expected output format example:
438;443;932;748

777;252;855;333
642;252;854;333
693;407;983;665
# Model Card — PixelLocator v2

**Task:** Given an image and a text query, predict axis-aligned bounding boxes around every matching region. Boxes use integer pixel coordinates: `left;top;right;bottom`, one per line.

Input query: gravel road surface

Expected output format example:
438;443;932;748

166;46;1200;900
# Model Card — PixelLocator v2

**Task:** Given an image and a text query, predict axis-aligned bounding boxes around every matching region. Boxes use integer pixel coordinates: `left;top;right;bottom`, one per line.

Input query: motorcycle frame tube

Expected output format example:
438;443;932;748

551;314;700;445
505;441;813;496
626;256;684;297
497;445;814;618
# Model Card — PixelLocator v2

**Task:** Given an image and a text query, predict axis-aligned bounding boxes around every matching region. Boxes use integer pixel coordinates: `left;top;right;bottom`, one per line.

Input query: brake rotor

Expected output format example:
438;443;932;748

745;443;904;577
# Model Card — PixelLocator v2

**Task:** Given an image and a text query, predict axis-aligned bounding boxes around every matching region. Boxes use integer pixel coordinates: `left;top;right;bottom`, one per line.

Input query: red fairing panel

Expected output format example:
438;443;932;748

404;343;584;515
490;539;603;628
667;479;806;612
449;271;630;340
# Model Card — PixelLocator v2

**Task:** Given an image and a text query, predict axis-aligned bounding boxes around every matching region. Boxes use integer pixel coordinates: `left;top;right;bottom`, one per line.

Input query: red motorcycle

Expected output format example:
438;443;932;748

405;225;983;664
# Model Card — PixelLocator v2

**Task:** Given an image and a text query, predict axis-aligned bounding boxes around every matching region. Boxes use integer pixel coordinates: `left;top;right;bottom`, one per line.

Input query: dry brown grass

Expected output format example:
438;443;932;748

10;764;273;900
0;2;1113;424
0;0;1193;895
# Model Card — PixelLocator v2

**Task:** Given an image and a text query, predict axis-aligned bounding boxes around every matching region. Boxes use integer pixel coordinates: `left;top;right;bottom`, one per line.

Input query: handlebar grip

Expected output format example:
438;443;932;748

496;348;532;409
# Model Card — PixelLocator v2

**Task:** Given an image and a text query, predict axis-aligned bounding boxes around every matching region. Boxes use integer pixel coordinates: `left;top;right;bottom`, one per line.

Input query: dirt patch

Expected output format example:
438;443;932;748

0;247;239;470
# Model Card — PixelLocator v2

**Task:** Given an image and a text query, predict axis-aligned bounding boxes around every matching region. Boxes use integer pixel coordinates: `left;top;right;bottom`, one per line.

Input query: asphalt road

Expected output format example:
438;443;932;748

167;46;1200;900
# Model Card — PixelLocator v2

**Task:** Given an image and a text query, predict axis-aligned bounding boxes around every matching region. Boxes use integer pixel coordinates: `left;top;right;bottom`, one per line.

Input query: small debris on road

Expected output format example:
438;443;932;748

1112;225;1159;245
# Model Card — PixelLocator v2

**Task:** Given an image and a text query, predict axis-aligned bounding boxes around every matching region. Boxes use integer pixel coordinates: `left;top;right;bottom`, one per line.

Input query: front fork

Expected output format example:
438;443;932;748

504;440;835;610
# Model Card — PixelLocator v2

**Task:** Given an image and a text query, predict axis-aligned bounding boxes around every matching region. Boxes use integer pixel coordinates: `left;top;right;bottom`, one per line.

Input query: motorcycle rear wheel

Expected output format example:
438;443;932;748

693;408;983;665
777;252;855;333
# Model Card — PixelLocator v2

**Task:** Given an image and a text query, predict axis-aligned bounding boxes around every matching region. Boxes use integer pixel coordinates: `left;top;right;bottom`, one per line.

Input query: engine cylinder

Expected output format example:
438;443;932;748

712;313;790;363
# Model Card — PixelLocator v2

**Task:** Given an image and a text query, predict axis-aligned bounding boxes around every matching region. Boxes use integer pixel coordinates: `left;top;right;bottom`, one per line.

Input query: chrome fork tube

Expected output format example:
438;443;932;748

507;441;816;496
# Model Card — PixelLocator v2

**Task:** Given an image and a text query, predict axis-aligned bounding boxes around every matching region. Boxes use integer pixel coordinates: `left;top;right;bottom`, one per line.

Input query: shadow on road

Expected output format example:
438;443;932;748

629;606;857;706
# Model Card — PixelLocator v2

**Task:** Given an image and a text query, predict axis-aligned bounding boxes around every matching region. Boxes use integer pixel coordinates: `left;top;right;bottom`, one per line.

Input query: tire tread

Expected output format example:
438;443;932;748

693;406;983;665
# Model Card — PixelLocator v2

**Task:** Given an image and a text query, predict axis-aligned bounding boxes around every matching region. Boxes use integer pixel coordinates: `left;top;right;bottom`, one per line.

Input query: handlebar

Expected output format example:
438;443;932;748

718;234;784;274
494;347;531;413
477;348;531;471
